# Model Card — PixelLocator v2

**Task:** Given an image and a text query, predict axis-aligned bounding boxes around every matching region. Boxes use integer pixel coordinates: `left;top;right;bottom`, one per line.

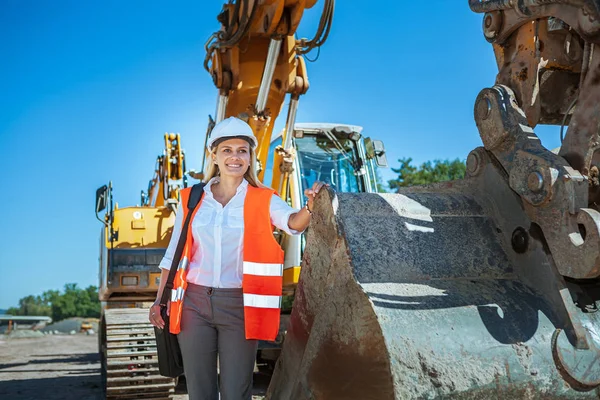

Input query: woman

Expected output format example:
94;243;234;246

149;116;326;400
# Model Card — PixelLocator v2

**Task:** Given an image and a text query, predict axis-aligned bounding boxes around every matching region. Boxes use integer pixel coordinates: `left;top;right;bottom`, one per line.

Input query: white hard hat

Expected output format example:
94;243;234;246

207;117;258;149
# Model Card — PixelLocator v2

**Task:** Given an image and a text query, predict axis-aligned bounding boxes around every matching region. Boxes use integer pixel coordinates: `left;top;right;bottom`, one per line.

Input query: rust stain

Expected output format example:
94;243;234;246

287;282;314;349
517;67;529;81
307;335;394;400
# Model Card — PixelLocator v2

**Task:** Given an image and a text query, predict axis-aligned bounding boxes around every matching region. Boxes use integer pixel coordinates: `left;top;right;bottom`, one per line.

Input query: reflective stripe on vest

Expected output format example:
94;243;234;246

243;293;282;308
243;261;283;276
168;184;285;342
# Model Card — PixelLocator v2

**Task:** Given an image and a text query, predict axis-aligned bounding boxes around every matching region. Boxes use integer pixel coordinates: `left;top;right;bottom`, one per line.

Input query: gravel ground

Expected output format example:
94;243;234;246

0;333;269;399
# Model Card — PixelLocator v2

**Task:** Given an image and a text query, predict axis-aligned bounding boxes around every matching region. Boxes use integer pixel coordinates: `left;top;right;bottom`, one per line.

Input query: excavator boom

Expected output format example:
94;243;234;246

204;0;334;187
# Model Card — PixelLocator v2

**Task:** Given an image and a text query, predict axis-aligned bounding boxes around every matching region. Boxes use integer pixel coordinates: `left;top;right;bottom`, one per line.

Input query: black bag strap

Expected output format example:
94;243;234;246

159;183;205;306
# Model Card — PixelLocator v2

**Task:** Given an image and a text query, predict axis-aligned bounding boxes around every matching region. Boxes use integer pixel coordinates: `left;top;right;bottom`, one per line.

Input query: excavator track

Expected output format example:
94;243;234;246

101;308;176;400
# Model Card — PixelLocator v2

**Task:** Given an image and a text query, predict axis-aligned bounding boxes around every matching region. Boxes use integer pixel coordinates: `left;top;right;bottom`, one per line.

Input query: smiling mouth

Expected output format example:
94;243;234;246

226;164;242;168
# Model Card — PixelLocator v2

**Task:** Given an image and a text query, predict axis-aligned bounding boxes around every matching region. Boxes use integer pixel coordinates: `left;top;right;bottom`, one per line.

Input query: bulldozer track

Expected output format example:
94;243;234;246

102;308;176;400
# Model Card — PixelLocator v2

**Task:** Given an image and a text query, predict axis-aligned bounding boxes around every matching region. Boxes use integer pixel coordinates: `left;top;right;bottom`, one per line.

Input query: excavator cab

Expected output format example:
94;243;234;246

294;123;382;194
267;123;387;198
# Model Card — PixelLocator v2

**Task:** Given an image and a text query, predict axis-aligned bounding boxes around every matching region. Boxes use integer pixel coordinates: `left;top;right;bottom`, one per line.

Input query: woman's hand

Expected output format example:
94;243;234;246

288;181;329;232
149;300;170;330
304;181;329;211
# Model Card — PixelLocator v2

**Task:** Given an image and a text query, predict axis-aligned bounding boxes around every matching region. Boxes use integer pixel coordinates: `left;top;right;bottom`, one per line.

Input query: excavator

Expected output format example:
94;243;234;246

265;0;600;399
94;133;187;399
94;0;389;398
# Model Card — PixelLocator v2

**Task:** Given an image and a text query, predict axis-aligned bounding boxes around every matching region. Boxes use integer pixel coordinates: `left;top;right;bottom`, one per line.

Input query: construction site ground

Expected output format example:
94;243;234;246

0;333;270;399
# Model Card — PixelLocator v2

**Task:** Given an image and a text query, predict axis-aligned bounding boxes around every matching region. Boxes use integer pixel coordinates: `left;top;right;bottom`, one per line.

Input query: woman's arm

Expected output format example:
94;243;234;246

287;205;312;232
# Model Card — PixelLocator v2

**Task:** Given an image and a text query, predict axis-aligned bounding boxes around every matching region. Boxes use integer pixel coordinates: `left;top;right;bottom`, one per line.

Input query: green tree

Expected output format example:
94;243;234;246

51;284;100;321
388;157;466;191
7;284;100;321
6;291;57;316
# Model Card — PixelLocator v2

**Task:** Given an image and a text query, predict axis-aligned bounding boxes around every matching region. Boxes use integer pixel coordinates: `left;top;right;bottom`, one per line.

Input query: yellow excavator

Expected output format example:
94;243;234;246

94;1;388;398
266;1;600;399
95;133;186;399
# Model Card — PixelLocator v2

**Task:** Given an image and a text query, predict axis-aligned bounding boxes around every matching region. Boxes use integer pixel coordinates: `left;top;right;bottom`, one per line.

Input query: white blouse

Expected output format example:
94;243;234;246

158;178;302;288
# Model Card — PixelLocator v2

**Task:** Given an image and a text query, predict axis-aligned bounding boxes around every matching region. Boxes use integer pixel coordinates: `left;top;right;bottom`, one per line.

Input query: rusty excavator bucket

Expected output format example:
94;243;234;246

266;168;600;399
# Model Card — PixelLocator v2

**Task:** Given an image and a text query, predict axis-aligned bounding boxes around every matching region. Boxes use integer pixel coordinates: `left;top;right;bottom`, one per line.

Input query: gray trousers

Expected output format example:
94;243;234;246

177;283;258;400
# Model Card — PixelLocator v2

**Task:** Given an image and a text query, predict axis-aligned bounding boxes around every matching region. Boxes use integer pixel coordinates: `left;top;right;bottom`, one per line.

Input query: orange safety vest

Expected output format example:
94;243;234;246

168;184;284;341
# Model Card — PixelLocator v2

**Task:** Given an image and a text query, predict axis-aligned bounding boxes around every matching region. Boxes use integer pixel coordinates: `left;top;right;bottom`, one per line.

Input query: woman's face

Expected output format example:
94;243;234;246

212;138;251;179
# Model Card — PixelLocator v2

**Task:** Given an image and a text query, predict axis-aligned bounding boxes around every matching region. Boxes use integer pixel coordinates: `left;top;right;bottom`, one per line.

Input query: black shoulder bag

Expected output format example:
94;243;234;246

154;182;205;378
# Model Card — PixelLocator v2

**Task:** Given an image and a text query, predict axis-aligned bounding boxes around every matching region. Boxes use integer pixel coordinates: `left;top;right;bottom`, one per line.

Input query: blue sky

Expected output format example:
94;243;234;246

0;1;561;308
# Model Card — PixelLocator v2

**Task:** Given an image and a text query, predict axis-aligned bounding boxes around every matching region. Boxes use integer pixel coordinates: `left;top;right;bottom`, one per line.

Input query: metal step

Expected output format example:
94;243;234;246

106;336;155;343
107;322;151;329
107;374;173;384
106;383;175;393
107;343;157;350
107;358;159;367
107;328;155;336
107;350;157;358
